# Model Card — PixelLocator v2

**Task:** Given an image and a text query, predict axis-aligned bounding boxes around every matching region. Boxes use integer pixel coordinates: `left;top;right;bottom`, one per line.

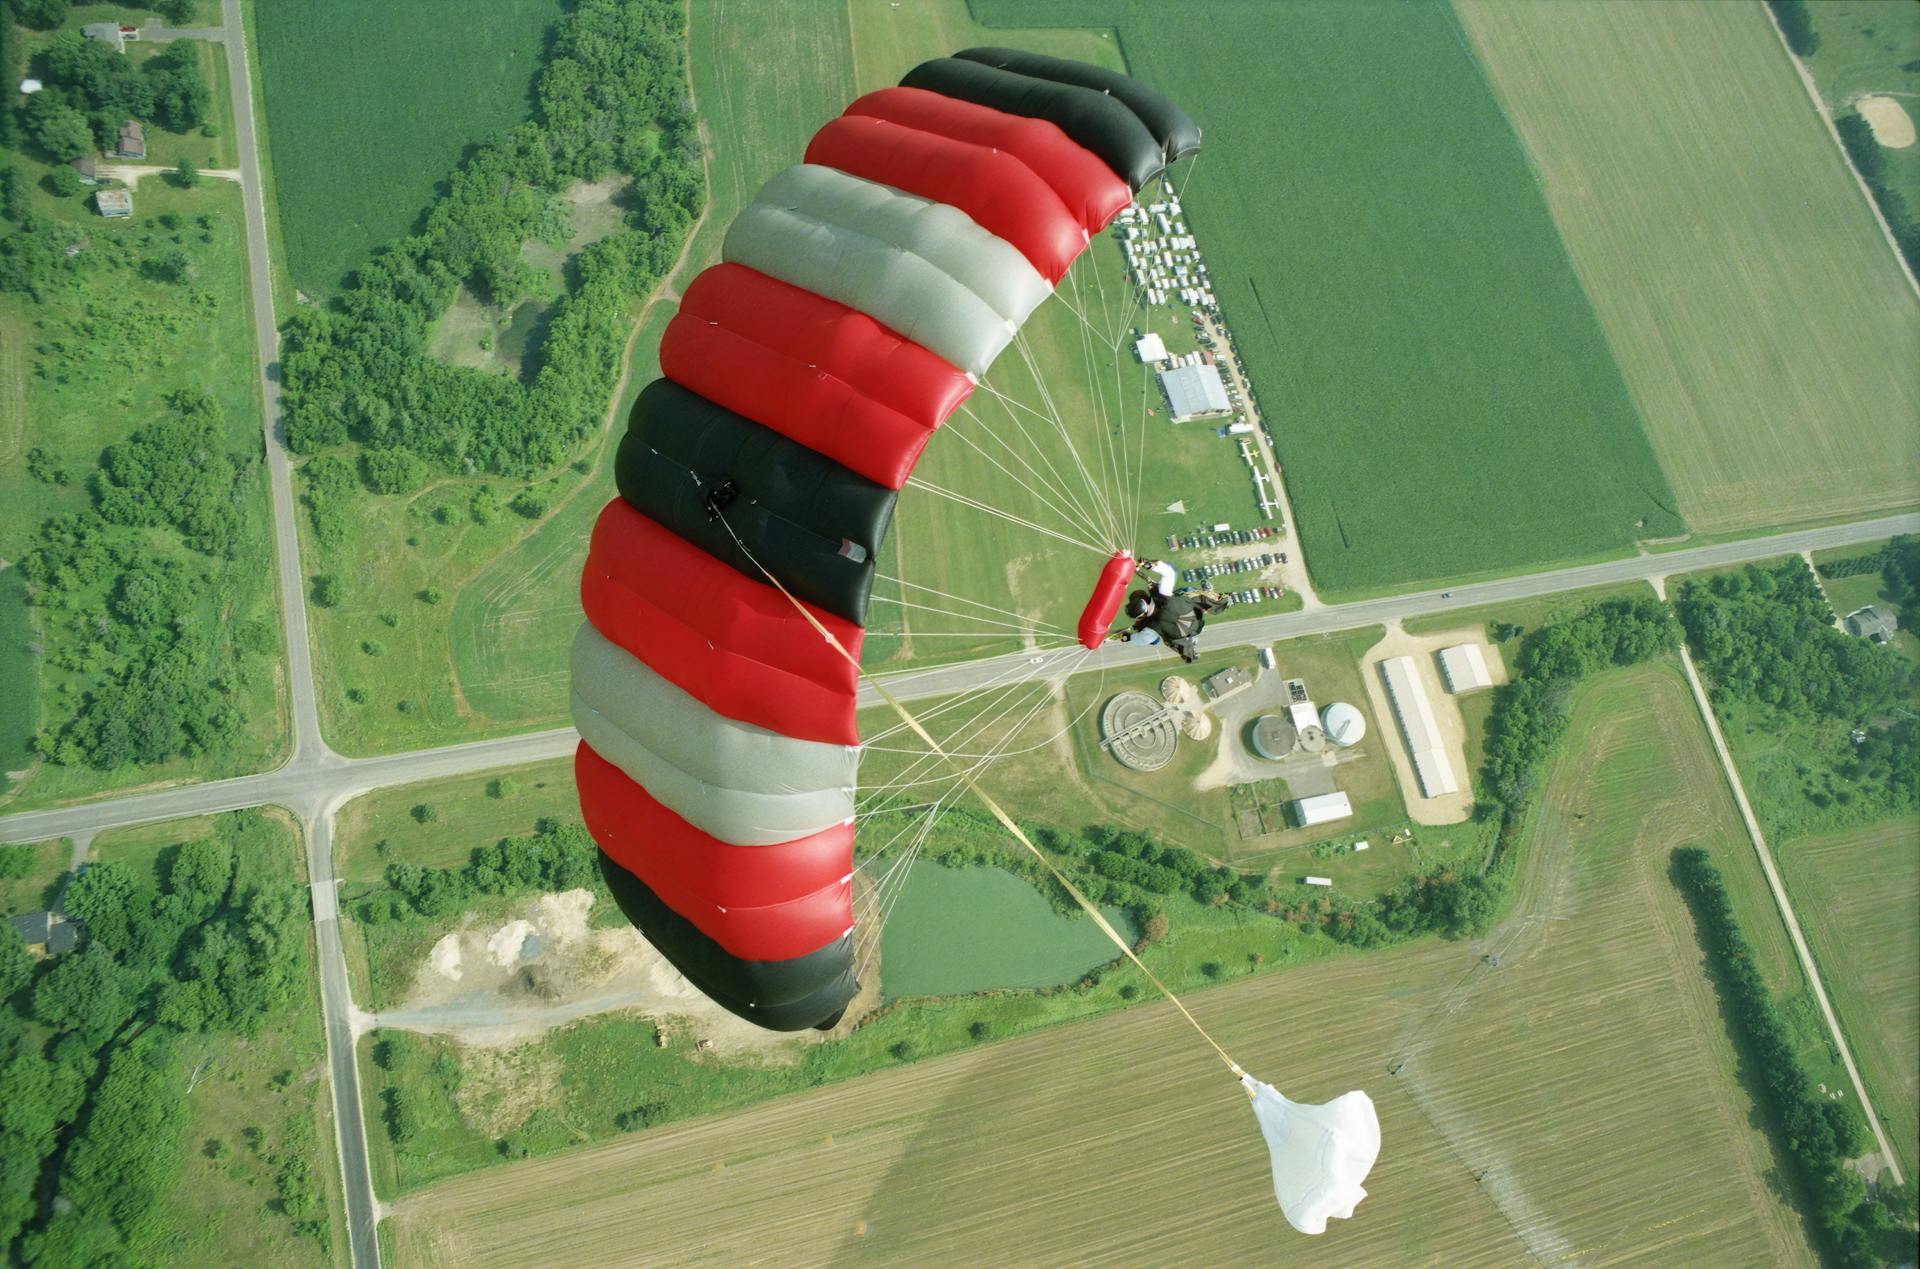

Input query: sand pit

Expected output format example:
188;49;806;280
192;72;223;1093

1857;96;1916;149
379;889;819;1059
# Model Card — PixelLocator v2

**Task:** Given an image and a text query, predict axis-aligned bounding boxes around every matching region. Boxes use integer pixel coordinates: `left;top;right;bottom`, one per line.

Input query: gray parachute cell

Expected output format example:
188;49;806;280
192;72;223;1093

569;625;857;847
724;164;1049;379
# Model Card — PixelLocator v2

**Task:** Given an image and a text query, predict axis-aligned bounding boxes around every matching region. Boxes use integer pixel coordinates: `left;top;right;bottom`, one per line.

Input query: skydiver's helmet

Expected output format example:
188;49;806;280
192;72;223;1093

1126;591;1155;619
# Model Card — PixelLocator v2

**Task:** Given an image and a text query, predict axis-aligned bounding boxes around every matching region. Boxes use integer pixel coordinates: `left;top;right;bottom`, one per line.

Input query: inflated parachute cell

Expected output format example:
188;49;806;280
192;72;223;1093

573;51;1199;1031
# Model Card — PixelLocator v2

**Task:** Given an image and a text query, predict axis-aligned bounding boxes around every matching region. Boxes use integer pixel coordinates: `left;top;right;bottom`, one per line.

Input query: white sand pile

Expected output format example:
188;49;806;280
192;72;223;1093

429;934;463;981
1858;96;1916;149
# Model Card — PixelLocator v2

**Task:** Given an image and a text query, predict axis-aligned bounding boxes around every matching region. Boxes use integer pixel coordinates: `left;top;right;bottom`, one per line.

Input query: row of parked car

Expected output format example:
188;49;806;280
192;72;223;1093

1165;525;1280;551
1181;552;1287;585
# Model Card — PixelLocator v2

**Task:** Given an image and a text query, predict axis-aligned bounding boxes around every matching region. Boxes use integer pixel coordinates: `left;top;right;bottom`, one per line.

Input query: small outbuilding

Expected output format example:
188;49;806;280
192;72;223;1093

70;154;98;186
1438;643;1493;693
94;188;132;218
1133;332;1168;364
115;119;146;159
1203;665;1252;700
1292;791;1354;828
1844;606;1898;644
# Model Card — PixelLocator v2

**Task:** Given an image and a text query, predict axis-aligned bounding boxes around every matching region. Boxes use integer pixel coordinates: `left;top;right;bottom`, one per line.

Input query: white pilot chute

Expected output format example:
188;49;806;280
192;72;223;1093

1237;1072;1381;1234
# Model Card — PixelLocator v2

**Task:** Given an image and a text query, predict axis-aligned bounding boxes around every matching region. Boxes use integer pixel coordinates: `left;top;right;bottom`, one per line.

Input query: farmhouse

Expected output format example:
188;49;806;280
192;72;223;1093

1843;606;1898;644
94;188;132;218
1381;655;1459;797
1438;643;1493;692
1292;791;1353;828
1158;362;1231;422
8;911;80;958
82;21;128;52
115;119;146;160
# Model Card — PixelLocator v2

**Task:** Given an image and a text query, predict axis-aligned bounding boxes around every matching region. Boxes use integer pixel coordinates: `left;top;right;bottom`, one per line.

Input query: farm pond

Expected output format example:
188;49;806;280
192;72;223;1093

880;863;1138;999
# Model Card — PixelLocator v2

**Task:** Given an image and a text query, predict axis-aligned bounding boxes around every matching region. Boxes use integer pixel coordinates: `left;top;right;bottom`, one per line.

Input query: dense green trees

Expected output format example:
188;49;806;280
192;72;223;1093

23;27;211;157
1671;847;1901;1266
1677;560;1915;833
0;812;313;1260
356;820;604;925
1765;0;1818;56
1819;536;1920;632
19;391;264;771
279;0;702;480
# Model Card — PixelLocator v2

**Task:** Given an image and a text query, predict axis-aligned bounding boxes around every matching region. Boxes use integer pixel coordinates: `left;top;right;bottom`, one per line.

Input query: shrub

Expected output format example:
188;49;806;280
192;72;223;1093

310;574;341;607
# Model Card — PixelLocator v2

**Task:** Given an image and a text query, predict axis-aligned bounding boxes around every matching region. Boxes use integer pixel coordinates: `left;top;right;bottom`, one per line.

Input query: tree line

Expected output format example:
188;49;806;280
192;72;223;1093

1835;111;1920;277
354;820;605;926
1670;847;1909;1266
0;812;319;1262
278;0;703;488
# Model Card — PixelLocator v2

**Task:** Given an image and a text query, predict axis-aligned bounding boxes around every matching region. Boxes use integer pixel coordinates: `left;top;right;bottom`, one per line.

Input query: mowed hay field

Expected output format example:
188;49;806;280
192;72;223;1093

979;0;1683;598
1775;819;1920;1176
256;0;564;295
385;663;1813;1266
1455;0;1920;535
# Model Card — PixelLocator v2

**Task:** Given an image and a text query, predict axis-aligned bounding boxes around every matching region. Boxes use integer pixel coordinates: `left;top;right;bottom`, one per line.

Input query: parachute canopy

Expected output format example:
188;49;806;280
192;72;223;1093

573;49;1200;1031
1239;1073;1382;1235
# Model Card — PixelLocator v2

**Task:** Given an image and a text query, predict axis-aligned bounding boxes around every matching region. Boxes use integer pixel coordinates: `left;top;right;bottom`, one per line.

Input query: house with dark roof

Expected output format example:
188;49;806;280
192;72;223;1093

8;911;80;957
70;154;98;186
115;119;145;160
1844;605;1898;644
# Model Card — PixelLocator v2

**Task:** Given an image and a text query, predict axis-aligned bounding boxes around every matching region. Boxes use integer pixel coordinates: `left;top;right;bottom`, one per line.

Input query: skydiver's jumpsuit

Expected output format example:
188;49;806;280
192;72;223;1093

1125;561;1225;664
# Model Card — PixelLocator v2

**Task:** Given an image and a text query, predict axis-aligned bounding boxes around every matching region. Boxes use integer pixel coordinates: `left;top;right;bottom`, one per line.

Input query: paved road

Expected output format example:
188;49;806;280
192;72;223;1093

6;512;1911;852
213;2;369;1263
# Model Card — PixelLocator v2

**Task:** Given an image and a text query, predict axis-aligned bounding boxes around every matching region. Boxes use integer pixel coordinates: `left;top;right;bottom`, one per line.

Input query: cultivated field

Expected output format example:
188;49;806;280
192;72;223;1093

384;663;1815;1265
978;0;1683;598
255;0;564;295
1775;819;1920;1178
1456;0;1920;535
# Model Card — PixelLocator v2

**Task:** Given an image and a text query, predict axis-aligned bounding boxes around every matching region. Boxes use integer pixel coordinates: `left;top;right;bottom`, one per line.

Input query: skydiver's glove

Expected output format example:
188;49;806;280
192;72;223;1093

1114;632;1133;643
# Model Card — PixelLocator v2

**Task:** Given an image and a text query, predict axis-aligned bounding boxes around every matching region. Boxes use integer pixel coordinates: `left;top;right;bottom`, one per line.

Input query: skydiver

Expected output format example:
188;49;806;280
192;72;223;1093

1111;558;1227;664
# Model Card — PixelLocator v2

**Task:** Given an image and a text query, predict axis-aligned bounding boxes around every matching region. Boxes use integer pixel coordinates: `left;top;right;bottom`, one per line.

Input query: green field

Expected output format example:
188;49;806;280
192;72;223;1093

0;566;37;798
384;661;1816;1265
0;175;287;811
255;0;565;295
0;836;69;917
1457;0;1920;536
976;0;1682;598
88;810;349;1265
1775;819;1920;1178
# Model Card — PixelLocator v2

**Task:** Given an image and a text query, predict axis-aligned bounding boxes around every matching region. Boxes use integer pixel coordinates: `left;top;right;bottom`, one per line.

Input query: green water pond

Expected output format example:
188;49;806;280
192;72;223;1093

879;862;1139;999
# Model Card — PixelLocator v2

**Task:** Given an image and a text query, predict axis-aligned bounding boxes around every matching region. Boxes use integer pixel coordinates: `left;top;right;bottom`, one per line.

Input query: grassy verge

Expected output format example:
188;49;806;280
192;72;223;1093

0;836;71;916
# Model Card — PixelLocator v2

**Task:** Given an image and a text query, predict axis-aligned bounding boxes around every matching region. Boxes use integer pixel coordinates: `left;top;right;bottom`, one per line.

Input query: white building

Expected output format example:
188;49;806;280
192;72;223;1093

1293;791;1354;828
1380;655;1459;798
1134;332;1168;364
1159;362;1231;421
1323;702;1366;747
1438;643;1492;693
1288;701;1321;734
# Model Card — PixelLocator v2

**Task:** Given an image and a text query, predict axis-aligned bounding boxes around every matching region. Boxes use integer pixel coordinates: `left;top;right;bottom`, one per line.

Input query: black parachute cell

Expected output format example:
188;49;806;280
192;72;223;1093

900;56;1166;190
597;850;856;1032
953;46;1202;162
614;378;898;626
